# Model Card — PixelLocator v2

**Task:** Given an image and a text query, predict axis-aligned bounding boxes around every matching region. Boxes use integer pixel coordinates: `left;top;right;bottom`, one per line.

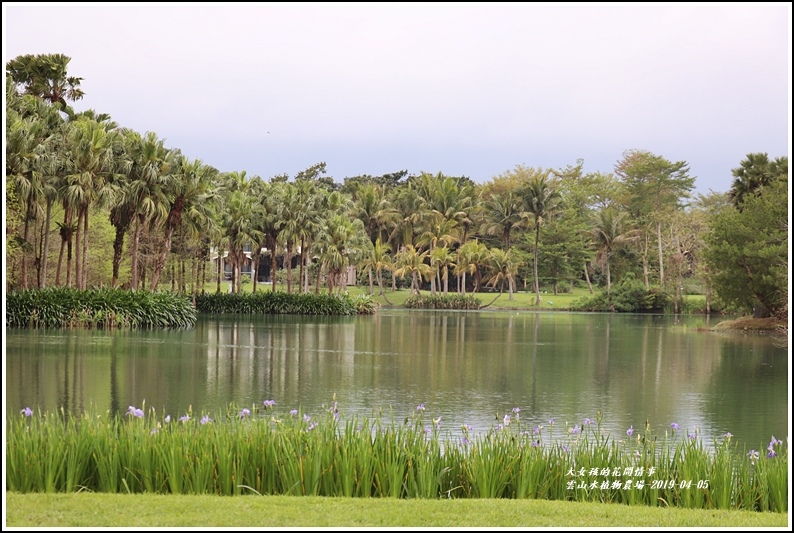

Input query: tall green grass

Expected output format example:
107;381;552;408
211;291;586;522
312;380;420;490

6;404;787;512
193;292;377;315
6;287;197;329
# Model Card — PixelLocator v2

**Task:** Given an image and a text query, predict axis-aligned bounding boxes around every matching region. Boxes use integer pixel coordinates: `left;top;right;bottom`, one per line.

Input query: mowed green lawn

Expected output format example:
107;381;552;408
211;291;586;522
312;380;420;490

5;493;788;528
201;281;707;312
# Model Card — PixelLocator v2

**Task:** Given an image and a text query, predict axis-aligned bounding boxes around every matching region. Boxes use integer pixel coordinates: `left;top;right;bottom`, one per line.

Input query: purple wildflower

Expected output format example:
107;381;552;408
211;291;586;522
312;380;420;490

532;440;540;448
290;409;298;416
503;414;511;426
572;424;580;435
561;445;570;453
263;400;275;408
303;414;312;423
20;407;32;417
164;415;171;423
548;418;555;425
127;406;144;418
462;437;470;446
463;424;473;433
200;415;213;425
416;403;426;411
307;422;318;431
533;425;541;435
150;427;159;435
767;450;777;458
179;414;190;423
723;432;732;439
626;425;634;437
688;432;696;440
239;408;251;418
424;427;431;434
583;418;592;426
496;424;504;431
670;422;680;431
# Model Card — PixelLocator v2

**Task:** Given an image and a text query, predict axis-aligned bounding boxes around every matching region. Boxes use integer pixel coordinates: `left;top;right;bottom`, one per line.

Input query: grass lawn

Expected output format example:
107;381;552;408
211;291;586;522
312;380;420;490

5;493;789;528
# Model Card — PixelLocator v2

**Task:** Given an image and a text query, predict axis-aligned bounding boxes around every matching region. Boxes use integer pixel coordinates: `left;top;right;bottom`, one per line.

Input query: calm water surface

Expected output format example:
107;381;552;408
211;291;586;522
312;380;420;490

5;310;789;450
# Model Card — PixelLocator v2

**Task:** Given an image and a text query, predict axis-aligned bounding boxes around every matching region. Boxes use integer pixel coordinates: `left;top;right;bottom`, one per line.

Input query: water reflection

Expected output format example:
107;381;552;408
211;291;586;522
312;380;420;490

5;311;788;451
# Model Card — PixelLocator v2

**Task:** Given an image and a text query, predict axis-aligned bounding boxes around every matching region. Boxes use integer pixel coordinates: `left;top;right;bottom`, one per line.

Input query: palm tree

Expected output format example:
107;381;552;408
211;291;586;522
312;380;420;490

63;117;122;289
430;245;455;295
149;157;217;291
483;247;521;302
115;130;173;289
7;53;85;109
591;208;636;297
393;244;431;295
453;239;489;294
479;191;525;251
315;214;369;295
521;176;563;305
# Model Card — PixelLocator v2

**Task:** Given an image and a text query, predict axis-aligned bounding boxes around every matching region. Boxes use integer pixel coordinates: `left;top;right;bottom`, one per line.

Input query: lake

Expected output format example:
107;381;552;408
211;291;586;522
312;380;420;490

5;310;788;451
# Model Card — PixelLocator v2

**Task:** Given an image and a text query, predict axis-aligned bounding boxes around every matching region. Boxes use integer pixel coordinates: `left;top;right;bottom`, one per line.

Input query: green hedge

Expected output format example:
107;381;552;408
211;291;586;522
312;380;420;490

194;291;378;315
6;287;197;329
404;294;482;310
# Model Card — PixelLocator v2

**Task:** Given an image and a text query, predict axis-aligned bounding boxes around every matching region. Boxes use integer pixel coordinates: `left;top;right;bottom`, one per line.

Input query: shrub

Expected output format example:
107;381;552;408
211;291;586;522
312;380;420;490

6;287;197;329
404;294;482;310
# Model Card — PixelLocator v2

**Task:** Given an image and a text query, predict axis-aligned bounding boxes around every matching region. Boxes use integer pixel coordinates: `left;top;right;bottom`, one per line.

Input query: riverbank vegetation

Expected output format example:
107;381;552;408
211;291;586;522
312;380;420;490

5;287;196;329
7;403;787;513
6;53;788;326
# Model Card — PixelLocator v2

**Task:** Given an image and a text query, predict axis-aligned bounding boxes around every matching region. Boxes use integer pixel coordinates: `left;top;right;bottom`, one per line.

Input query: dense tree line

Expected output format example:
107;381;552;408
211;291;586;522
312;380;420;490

5;54;788;318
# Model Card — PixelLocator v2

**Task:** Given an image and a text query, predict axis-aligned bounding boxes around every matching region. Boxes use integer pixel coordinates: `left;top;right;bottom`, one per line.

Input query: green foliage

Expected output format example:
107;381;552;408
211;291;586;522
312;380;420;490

570;275;671;312
5;287;197;329
6;404;787;513
404;294;482;310
194;291;377;315
704;174;787;318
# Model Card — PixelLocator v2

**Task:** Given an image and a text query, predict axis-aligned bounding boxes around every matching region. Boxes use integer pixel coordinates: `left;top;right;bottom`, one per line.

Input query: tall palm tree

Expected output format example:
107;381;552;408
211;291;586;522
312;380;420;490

115;130;173;289
591;208;636;296
7;53;85;109
453;239;489;294
315;213;369;295
483;247;521;302
149;157;217;290
479;191;525;251
393;244;431;295
522;176;563;305
63;117;122;289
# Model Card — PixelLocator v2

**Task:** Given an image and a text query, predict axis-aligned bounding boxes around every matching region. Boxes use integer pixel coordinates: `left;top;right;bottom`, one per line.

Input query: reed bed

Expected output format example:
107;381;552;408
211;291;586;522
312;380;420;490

6;287;197;329
193;292;378;315
6;403;787;512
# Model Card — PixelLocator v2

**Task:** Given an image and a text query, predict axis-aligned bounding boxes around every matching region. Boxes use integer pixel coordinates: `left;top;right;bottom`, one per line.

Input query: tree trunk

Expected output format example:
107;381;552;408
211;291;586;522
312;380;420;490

533;226;541;306
130;216;144;290
81;207;90;290
40;200;53;288
657;222;665;288
584;261;593;294
112;222;125;288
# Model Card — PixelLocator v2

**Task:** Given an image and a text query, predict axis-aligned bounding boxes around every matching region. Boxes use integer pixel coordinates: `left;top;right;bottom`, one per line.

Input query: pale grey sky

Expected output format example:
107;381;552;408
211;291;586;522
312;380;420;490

4;2;791;194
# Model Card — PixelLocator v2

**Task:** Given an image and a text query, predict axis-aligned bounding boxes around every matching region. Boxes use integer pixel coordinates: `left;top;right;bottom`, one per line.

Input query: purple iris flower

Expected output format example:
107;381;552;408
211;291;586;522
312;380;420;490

200;415;213;425
626;425;634;437
290;409;298;416
239;408;251;418
263;400;276;408
670;422;680;431
416;403;426;411
20;407;32;417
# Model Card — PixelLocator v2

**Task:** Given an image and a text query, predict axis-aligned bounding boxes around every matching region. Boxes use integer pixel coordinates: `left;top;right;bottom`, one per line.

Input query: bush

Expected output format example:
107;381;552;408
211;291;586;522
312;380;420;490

6;287;197;329
570;276;671;313
404;293;482;310
194;291;377;315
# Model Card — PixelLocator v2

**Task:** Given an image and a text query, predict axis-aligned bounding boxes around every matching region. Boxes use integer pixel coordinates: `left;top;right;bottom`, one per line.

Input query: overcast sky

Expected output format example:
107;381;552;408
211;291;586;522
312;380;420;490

4;3;791;195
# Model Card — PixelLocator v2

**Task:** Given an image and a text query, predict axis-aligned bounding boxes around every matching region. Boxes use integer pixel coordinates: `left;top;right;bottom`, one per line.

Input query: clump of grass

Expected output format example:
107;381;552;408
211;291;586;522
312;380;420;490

194;292;377;315
6;403;787;513
6;287;197;329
